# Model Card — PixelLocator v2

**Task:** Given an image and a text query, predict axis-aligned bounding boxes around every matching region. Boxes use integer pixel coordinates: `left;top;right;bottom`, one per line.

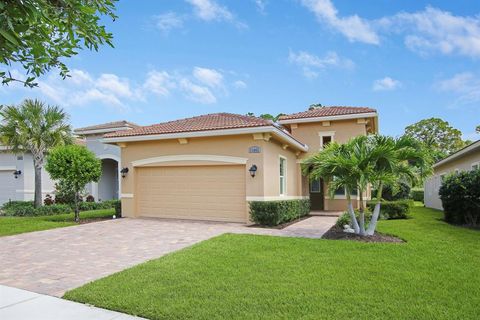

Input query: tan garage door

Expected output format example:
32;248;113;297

136;165;246;222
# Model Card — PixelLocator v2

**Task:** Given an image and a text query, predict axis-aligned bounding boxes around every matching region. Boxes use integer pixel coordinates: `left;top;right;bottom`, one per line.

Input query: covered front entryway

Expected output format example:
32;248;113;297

0;171;16;205
98;158;119;201
136;165;247;223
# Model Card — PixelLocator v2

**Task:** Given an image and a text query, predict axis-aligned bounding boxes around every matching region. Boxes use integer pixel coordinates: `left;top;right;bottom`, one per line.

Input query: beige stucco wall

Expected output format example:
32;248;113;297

117;134;303;219
425;149;480;210
289;119;368;158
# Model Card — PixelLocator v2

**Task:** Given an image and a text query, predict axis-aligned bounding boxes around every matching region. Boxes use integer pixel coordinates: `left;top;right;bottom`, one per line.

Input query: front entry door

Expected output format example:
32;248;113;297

309;178;324;210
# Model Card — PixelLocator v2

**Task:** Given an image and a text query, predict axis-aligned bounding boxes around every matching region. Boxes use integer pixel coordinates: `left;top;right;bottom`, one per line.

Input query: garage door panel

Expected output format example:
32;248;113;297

136;165;246;222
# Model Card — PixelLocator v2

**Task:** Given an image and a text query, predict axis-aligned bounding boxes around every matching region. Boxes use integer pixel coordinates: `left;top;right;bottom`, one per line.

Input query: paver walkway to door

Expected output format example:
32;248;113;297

0;216;336;297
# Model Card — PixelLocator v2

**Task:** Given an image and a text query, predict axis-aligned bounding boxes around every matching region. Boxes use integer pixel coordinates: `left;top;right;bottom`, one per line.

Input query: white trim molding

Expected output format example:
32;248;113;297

132;155;249;167
0;166;16;171
246;196;309;201
278;112;378;125
74;127;133;135
318;131;335;150
121;193;134;198
102;126;309;152
98;154;121;162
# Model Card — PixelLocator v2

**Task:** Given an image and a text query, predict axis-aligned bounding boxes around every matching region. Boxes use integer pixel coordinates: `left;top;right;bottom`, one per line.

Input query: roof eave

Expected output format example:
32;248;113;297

278;112;378;124
102;126;308;152
433;140;480;169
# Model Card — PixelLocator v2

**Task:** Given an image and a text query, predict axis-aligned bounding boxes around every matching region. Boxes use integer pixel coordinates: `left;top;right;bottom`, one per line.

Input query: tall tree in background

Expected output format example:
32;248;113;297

0;99;72;207
0;0;117;87
404;118;467;162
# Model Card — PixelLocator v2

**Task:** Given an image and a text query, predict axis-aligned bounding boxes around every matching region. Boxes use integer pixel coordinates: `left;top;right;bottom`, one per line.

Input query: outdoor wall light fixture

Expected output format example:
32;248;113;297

249;165;257;178
120;167;129;178
13;170;22;179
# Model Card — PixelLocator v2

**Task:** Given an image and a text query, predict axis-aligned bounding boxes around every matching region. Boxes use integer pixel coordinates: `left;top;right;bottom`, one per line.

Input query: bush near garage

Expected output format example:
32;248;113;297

367;199;413;220
410;188;424;202
249;199;310;226
336;209;372;228
439;170;480;227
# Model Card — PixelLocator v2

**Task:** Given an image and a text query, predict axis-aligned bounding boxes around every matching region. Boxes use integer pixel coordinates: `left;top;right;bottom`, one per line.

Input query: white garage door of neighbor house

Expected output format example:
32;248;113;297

136;165;246;223
0;172;16;205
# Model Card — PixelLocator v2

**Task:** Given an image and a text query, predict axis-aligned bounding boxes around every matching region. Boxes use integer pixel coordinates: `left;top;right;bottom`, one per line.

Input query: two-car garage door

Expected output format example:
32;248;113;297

136;165;246;223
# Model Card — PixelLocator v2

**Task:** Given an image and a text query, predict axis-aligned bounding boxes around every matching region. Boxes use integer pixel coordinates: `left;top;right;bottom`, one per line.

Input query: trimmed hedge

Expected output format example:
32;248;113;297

367;199;413;220
249;199;310;226
1;199;120;217
410;188;424;202
439;170;480;227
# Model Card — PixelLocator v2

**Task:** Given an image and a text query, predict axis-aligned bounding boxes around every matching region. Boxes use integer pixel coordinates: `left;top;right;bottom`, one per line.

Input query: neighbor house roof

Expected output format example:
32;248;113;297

103;113;308;152
74;121;139;135
434;140;480;169
278;106;377;123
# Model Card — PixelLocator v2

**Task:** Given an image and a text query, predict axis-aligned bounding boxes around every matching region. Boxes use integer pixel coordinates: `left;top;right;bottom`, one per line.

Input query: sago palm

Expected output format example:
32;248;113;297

0;99;72;208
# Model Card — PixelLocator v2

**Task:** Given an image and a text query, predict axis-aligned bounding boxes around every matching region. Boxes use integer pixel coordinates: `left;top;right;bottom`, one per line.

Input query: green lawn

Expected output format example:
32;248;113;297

64;206;480;320
0;209;115;237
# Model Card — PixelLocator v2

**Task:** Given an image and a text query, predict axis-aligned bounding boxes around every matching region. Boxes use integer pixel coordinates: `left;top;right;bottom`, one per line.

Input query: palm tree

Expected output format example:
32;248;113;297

303;134;427;236
0;99;72;208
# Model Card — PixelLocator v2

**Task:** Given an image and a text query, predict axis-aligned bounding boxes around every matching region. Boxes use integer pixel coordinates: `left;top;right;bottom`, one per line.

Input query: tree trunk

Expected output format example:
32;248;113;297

358;191;366;236
34;165;42;208
74;191;80;222
366;184;383;236
346;192;360;234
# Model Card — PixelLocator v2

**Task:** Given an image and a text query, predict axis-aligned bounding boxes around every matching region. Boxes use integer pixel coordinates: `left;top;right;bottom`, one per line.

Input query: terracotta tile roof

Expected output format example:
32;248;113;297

75;120;139;132
104;113;274;138
278;106;376;121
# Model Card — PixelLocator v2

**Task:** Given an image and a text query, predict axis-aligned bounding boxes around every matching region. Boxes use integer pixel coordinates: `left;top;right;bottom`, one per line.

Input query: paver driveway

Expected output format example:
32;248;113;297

0;216;336;297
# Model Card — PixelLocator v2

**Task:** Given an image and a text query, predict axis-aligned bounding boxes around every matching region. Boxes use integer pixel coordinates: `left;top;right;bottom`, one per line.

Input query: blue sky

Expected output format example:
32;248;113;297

1;0;480;139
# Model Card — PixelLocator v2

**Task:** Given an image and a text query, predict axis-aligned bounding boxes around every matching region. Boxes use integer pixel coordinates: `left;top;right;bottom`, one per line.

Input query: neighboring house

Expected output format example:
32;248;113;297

424;140;480;210
103;107;378;223
0;121;137;206
74;121;138;202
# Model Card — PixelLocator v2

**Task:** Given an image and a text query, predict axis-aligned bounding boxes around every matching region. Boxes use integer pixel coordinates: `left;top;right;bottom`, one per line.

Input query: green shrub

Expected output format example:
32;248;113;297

439;170;480;226
77;200;120;212
249;199;310;226
381;182;411;200
35;204;72;216
410;188;424;202
336;209;372;228
1;201;71;216
1;201;36;216
367;199;413;220
113;200;121;217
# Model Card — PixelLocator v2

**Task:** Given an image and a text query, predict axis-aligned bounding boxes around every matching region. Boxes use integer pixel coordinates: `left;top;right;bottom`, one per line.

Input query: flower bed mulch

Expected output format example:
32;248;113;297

323;225;404;243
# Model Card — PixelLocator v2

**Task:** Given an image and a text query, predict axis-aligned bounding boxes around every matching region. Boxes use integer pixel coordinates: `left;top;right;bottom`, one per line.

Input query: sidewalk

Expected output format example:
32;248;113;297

0;285;145;320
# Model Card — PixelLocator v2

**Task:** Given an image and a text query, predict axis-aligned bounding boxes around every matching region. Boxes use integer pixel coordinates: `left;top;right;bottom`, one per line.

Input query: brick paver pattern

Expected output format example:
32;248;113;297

0;216;336;297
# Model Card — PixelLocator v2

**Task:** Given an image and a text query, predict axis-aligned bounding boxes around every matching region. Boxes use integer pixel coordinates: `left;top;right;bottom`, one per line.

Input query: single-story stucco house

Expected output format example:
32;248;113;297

0;121;137;206
424;140;480;210
102;106;378;223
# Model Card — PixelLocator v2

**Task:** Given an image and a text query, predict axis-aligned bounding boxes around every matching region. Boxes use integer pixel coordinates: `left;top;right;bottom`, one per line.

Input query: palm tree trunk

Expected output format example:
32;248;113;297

34;164;42;208
346;191;360;234
366;184;383;236
358;191;366;236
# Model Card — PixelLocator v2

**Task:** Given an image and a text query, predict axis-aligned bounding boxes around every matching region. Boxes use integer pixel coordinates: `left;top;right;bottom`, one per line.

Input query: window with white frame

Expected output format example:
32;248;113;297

279;157;287;195
318;131;335;150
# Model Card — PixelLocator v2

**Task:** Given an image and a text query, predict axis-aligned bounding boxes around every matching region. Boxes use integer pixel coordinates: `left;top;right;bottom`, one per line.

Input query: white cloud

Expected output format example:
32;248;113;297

379;6;480;58
233;80;247;89
186;0;247;28
437;72;480;105
254;0;267;14
372;77;402;91
288;50;354;78
193;67;224;88
179;79;217;104
300;0;379;44
143;71;176;97
154;12;184;33
96;74;133;98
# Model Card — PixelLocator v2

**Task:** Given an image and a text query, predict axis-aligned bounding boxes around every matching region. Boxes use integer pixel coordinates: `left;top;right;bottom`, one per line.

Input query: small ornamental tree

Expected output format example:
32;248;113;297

46;145;101;222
